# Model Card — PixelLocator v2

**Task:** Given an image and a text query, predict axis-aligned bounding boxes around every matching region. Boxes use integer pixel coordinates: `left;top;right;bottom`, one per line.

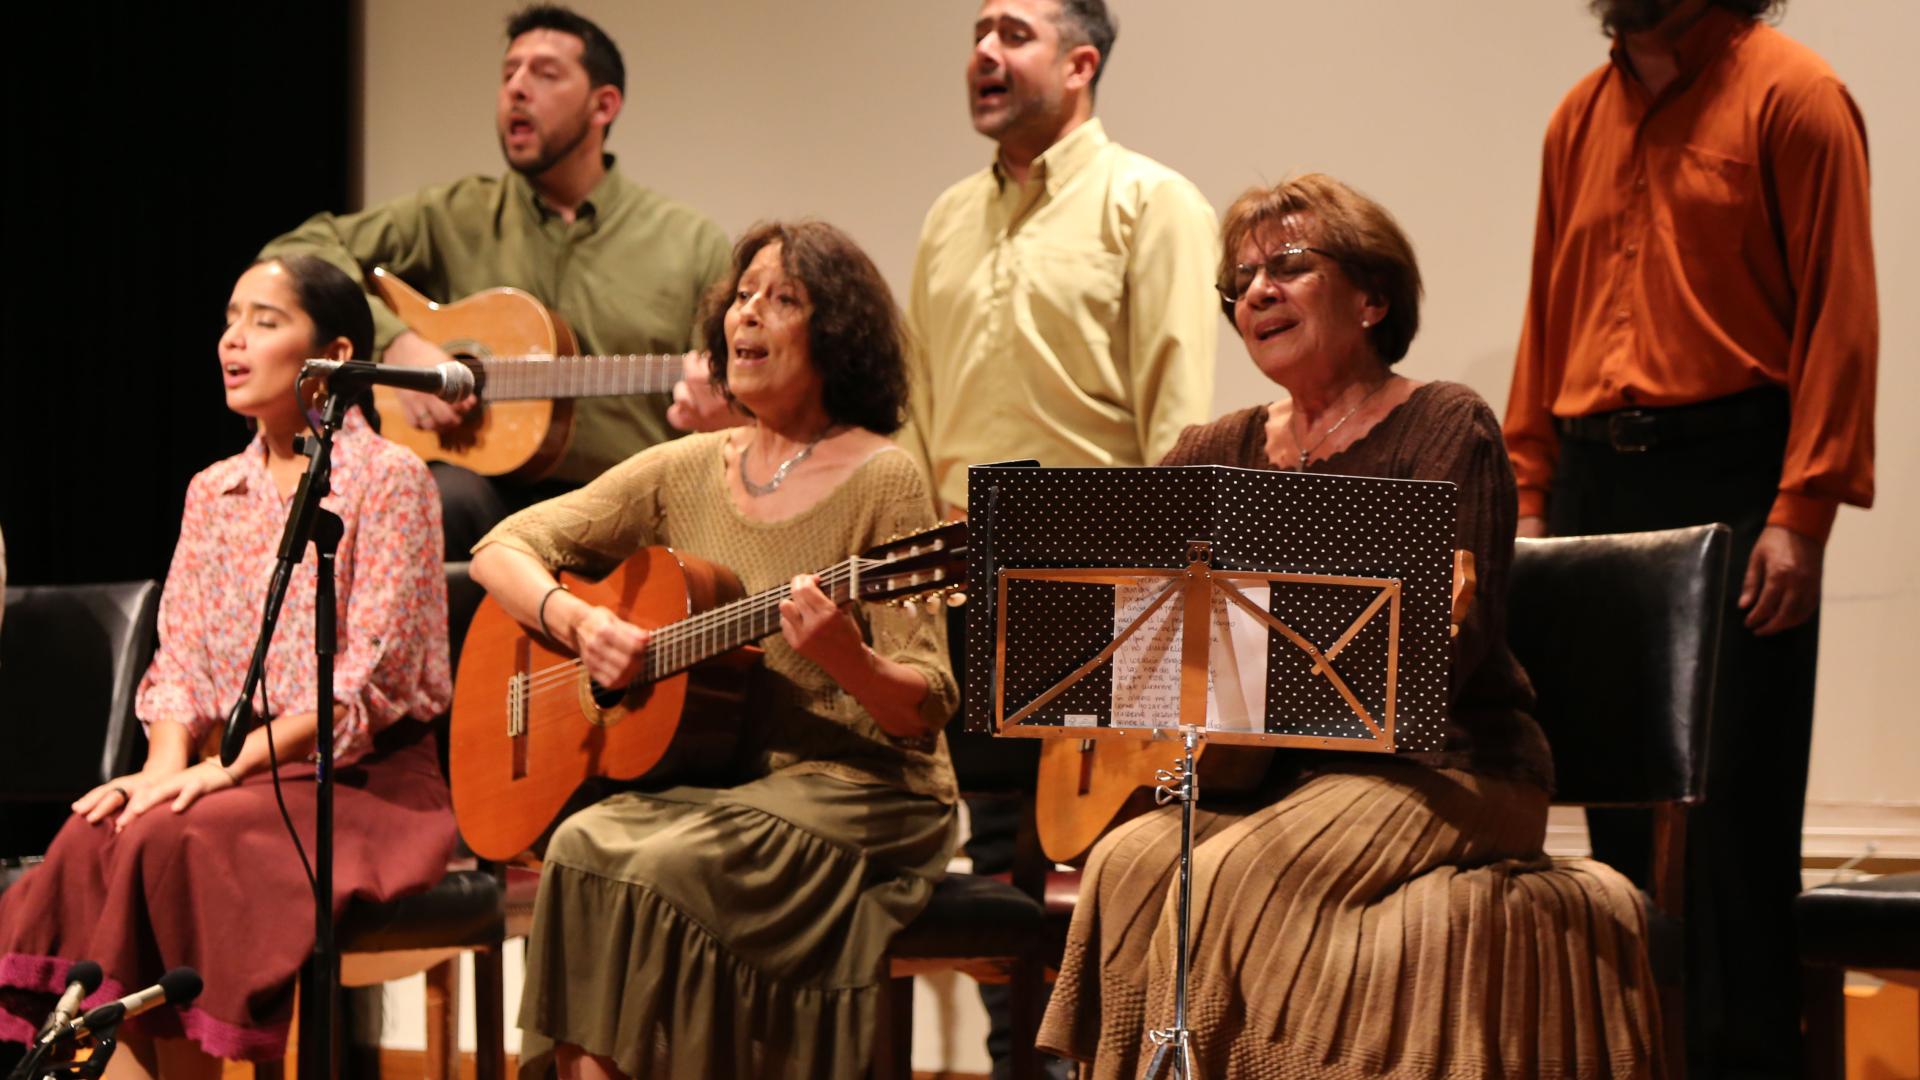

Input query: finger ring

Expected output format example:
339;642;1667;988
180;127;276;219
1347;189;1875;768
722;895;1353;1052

106;785;127;802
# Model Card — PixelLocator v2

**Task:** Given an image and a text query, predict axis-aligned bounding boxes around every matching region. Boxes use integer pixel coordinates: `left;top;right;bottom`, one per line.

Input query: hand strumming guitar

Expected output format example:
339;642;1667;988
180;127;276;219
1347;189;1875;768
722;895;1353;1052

387;330;479;430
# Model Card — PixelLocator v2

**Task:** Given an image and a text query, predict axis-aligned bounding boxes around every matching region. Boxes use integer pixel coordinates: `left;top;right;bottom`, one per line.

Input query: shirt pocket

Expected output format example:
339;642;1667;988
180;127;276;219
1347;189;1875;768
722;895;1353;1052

1666;144;1758;255
1015;241;1130;396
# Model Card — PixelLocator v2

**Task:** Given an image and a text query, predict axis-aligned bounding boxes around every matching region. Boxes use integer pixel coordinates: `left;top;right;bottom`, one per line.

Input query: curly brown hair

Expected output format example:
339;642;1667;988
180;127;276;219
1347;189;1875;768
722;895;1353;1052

700;221;910;434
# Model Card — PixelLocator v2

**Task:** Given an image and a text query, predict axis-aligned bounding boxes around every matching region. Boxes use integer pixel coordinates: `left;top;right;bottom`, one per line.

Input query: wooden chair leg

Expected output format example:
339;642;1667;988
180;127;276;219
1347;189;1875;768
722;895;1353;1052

424;957;460;1080
1658;982;1686;1080
869;973;914;1079
1007;955;1044;1080
1801;963;1846;1080
475;945;507;1080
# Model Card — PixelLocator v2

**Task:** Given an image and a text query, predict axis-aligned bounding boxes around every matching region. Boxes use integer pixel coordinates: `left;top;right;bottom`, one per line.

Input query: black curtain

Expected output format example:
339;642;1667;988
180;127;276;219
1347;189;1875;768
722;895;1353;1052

0;2;355;588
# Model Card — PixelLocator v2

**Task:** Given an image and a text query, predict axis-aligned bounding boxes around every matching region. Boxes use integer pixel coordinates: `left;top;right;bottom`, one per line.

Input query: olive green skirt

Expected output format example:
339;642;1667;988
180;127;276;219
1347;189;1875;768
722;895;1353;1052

1038;760;1662;1079
518;771;956;1079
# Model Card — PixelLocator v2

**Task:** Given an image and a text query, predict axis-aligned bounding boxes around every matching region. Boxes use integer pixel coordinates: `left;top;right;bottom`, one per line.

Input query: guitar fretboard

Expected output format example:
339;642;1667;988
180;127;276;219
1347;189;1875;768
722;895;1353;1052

642;557;871;681
476;354;683;401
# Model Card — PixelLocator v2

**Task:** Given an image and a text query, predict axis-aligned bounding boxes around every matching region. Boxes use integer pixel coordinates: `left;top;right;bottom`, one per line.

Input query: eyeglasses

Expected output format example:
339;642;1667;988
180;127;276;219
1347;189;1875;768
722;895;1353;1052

1215;246;1338;307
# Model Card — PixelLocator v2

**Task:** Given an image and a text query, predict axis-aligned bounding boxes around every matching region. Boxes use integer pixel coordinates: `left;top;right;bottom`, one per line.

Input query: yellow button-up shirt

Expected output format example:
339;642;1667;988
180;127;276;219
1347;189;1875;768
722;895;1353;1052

904;120;1220;512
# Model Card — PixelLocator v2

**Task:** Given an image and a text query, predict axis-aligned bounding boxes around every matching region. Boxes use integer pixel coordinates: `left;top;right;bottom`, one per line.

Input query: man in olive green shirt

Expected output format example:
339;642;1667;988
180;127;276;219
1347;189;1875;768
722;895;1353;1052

261;6;729;554
904;0;1219;517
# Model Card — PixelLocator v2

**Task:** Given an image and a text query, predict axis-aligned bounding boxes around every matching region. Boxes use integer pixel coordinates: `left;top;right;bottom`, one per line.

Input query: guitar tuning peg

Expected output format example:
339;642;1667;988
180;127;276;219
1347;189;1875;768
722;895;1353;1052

925;595;943;616
946;591;967;608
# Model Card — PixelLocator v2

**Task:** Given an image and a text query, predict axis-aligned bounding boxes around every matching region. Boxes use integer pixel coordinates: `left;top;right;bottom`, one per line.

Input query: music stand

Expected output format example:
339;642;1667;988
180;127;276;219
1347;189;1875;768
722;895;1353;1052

965;464;1455;1077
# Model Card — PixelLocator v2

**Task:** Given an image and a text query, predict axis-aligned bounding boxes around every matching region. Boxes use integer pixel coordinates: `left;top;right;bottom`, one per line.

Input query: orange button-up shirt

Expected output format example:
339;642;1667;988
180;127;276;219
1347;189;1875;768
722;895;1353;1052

1503;8;1877;541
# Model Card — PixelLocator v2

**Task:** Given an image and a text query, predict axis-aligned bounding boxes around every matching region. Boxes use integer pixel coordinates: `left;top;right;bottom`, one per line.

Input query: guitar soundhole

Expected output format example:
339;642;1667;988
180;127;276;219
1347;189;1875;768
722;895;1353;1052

590;682;626;710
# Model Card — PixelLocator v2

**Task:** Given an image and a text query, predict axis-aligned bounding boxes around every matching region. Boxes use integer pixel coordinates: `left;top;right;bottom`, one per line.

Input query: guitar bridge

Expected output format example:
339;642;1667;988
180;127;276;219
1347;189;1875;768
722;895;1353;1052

508;637;531;780
507;672;528;738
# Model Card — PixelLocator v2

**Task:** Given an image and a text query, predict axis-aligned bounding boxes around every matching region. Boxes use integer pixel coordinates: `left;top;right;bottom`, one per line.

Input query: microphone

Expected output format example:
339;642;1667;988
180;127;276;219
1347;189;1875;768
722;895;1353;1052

49;968;202;1044
300;359;475;403
219;695;256;769
34;961;102;1044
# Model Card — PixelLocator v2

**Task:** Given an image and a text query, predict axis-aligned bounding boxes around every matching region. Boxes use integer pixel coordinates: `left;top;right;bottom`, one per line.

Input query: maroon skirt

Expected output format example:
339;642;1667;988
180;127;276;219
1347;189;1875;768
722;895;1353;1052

0;725;455;1061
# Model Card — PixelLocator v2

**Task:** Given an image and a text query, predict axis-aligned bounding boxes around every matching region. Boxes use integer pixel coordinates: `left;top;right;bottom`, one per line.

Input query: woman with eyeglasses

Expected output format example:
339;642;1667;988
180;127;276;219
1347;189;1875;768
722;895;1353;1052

1036;175;1662;1079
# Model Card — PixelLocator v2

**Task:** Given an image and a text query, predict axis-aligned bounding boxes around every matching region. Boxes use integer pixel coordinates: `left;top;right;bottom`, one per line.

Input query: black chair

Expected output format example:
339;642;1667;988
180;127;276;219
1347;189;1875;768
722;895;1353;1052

261;561;533;1080
1794;872;1920;1079
871;729;1051;1079
0;579;161;864
1508;524;1732;1079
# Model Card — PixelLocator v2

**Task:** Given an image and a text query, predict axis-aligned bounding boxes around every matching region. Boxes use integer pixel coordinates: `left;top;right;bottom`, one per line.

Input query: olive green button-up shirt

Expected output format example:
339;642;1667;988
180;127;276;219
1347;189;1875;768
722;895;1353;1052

261;159;731;484
904;119;1220;512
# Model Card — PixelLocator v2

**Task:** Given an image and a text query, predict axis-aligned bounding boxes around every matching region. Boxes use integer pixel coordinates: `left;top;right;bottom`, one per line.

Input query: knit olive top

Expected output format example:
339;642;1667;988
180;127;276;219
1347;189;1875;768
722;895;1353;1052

475;432;960;804
1161;381;1553;792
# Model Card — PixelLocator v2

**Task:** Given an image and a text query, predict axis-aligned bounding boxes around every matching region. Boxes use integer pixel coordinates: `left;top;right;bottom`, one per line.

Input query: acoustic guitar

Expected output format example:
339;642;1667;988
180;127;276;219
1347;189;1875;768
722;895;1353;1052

450;522;969;861
368;268;688;480
1035;738;1272;866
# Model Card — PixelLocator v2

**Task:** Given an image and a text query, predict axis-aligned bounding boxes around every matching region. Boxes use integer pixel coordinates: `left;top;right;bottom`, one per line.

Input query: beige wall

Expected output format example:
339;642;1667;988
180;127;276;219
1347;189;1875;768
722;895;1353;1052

360;0;1917;1061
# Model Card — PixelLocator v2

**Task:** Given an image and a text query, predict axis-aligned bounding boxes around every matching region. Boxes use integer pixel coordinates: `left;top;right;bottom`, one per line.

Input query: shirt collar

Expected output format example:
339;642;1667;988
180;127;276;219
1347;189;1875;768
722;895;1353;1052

1608;5;1745;97
992;117;1108;196
506;153;625;222
215;407;374;500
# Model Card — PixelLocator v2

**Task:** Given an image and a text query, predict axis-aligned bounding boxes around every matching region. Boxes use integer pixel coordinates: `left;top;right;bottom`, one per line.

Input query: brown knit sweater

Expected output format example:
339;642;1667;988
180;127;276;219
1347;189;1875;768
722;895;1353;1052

1161;381;1553;791
476;432;959;803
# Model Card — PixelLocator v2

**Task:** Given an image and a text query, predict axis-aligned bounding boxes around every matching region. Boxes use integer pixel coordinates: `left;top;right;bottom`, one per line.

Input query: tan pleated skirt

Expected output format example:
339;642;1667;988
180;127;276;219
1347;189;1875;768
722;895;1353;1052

517;770;956;1079
1037;760;1662;1079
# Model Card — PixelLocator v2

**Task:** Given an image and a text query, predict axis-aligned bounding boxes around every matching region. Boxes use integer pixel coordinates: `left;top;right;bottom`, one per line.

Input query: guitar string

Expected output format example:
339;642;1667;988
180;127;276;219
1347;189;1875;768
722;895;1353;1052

507;564;866;696
504;536;956;699
506;545;956;702
508;557;874;695
474;354;685;400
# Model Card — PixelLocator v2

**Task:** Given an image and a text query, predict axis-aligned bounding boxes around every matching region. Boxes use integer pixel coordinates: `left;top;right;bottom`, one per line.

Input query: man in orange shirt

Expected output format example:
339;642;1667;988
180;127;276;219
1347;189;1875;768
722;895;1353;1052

1504;1;1876;1075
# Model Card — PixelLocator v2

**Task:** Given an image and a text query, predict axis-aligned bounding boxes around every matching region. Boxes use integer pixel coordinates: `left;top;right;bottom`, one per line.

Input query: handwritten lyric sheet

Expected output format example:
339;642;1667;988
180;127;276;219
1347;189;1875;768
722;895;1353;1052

1110;581;1271;732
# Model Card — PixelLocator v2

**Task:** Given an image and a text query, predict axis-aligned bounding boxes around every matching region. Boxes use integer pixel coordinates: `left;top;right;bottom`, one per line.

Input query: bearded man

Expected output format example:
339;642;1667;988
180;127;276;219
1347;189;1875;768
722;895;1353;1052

1503;2;1877;1075
264;5;730;554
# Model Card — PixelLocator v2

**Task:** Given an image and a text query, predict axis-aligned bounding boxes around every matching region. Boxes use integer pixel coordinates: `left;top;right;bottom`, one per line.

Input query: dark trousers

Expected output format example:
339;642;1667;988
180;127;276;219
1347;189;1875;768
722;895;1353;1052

430;462;578;561
1549;403;1819;1080
945;605;1067;1080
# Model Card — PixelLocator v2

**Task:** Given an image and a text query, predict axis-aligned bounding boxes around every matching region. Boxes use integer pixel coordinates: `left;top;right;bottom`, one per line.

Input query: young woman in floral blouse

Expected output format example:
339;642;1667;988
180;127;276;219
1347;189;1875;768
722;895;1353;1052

0;256;454;1078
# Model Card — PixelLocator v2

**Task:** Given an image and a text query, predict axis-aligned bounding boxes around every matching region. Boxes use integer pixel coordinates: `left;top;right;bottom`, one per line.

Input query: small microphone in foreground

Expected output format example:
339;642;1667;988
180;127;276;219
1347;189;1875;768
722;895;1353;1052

35;960;104;1044
56;968;203;1043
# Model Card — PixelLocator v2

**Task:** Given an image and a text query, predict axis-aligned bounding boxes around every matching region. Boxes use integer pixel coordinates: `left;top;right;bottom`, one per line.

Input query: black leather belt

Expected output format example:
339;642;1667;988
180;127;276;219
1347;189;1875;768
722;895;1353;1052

1555;388;1787;453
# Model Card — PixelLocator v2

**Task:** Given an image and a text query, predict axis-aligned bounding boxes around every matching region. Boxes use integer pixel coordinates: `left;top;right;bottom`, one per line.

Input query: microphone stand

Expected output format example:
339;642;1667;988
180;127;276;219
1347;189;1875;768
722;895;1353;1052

6;1028;121;1080
220;389;348;1080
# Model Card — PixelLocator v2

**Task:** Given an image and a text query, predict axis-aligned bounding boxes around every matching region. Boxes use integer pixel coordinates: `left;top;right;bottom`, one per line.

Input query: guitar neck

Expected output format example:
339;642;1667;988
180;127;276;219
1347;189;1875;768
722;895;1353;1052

474;354;683;401
643;557;863;681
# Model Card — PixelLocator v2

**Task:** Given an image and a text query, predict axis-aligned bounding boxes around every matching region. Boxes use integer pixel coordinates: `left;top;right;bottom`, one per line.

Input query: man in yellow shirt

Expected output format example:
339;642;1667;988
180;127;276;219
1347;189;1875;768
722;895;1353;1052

903;3;1218;1076
904;0;1219;516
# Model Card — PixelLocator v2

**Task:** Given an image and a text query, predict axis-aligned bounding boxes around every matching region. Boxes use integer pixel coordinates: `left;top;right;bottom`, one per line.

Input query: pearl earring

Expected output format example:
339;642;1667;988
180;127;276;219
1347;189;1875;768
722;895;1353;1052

1360;319;1372;328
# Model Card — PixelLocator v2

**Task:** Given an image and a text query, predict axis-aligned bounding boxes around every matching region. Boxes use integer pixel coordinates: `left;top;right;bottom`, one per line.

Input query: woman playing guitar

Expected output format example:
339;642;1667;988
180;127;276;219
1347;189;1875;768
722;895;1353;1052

469;221;957;1080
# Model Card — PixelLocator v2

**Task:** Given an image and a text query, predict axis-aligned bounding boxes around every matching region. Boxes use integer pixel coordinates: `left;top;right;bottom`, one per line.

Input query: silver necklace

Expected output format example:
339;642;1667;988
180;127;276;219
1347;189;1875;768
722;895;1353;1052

739;431;823;496
1292;378;1391;469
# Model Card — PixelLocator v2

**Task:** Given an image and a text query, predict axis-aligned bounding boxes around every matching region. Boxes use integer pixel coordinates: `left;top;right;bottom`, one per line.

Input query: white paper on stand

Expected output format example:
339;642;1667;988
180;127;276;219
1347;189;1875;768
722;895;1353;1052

1110;581;1271;732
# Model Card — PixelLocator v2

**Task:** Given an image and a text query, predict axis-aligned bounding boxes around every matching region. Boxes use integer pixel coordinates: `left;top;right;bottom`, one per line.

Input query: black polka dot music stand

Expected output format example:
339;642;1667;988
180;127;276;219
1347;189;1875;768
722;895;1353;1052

964;462;1456;1079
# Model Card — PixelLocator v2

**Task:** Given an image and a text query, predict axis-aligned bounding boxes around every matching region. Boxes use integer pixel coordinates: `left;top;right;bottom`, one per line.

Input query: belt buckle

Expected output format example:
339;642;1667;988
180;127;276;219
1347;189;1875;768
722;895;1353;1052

1607;410;1657;452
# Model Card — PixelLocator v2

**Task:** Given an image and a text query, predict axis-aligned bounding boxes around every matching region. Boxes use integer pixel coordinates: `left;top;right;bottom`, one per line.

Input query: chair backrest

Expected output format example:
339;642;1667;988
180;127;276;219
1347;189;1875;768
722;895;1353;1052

0;579;161;800
445;561;485;672
1507;525;1730;807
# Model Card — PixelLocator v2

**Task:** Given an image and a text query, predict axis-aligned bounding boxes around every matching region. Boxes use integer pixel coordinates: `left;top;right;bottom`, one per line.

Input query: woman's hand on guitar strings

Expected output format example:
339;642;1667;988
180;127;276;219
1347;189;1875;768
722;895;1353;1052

780;574;867;677
573;603;652;690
